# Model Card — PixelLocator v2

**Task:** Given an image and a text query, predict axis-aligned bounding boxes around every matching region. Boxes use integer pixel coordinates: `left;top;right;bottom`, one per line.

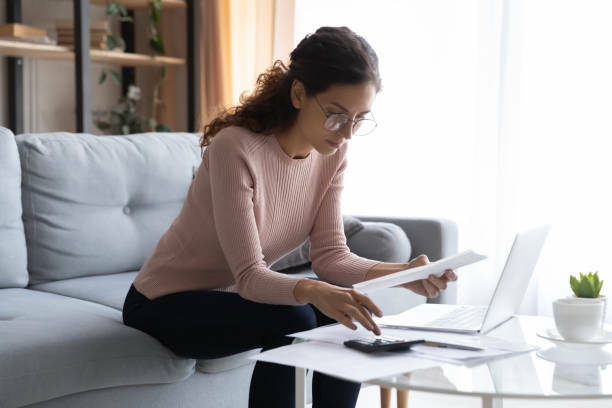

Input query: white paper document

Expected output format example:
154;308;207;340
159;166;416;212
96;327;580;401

288;323;536;367
250;340;440;382
353;250;487;293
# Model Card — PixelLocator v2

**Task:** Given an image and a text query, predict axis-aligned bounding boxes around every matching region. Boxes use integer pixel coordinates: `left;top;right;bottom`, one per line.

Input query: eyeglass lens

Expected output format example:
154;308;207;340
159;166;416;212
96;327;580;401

324;115;376;136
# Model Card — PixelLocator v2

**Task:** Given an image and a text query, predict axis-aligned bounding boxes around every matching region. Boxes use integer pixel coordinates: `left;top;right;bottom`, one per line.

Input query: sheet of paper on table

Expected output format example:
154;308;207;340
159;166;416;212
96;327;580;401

249;340;441;383
288;323;537;366
353;250;487;293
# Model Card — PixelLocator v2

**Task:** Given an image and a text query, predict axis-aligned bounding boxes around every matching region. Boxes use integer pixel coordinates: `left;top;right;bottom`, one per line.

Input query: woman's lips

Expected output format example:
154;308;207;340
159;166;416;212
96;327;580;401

327;139;341;148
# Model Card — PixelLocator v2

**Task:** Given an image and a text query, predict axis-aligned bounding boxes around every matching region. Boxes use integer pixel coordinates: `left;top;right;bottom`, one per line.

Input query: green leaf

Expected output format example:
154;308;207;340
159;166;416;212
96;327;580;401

118;3;128;17
97;121;110;130
110;70;122;86
98;70;107;85
119;16;134;23
595;280;604;297
571;272;603;298
150;3;161;24
149;34;165;55
107;35;117;51
161;65;167;79
570;275;580;296
116;36;125;51
106;2;119;16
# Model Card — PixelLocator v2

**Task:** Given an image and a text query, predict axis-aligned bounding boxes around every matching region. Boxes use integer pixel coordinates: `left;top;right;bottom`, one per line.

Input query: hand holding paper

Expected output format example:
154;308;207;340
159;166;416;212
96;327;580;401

354;250;487;293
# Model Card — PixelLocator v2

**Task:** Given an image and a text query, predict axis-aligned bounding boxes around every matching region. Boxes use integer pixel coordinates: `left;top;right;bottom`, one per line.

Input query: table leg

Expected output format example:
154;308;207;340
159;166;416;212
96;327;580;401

380;387;391;408
481;396;503;408
295;367;307;408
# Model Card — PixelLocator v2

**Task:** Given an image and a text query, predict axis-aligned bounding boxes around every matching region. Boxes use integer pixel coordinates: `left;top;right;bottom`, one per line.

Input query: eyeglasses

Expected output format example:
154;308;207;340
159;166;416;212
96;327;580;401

314;95;377;136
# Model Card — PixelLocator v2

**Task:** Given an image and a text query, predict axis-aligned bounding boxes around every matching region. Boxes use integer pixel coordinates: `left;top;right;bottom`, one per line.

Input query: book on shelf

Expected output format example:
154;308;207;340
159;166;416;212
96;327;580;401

55;19;110;31
0;23;47;38
0;35;57;45
57;33;108;42
57;41;109;50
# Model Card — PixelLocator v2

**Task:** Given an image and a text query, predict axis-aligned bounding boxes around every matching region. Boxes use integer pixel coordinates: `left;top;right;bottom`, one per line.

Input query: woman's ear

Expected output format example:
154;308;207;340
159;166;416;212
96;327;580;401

290;80;305;109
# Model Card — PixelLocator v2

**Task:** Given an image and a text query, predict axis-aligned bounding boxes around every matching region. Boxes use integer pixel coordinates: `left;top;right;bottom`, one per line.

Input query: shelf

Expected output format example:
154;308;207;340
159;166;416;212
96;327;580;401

0;39;184;67
90;0;187;9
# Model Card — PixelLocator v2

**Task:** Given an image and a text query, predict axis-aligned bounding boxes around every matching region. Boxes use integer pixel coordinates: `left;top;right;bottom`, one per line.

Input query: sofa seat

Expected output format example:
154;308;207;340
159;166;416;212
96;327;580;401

29;271;140;311
0;288;195;408
30;272;265;375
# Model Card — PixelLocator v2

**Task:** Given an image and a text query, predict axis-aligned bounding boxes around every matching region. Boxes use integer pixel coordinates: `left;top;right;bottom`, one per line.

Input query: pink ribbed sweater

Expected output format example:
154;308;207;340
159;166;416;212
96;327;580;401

133;126;381;305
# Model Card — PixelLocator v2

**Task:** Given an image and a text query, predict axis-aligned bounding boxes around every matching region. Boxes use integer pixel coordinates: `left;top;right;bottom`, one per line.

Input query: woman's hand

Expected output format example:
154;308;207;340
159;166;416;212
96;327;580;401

294;279;383;335
400;254;458;298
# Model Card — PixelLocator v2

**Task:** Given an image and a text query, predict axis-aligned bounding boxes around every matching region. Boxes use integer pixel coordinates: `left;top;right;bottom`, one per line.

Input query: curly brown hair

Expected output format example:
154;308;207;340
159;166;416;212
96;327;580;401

199;26;382;153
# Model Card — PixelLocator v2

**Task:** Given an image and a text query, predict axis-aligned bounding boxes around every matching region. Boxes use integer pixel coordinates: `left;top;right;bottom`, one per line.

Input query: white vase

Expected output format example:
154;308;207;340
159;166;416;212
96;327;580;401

553;297;604;341
566;295;607;329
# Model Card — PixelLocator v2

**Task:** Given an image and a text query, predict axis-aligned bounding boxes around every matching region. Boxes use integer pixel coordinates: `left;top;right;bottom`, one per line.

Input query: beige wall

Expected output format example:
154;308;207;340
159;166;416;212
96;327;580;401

0;0;188;134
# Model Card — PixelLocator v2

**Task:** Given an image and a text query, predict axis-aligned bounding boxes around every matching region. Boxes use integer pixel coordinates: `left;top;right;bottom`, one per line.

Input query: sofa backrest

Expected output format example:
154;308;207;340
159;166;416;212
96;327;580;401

16;131;202;285
0;126;28;288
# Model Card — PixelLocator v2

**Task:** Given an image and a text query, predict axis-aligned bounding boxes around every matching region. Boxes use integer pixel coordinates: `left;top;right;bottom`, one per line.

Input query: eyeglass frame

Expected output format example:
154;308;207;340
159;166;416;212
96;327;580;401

313;95;377;136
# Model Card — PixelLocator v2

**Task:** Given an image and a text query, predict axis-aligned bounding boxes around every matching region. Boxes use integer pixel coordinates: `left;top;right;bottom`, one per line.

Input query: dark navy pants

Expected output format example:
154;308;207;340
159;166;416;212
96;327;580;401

122;284;361;408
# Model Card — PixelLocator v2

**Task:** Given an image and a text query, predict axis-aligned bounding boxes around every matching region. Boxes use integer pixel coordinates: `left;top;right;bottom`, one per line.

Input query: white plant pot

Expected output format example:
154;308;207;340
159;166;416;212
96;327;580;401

553;297;604;342
565;294;607;328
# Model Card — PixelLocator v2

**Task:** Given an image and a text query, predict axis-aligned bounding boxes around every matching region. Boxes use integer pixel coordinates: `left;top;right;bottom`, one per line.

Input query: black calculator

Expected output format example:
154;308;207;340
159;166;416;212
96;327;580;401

343;337;425;353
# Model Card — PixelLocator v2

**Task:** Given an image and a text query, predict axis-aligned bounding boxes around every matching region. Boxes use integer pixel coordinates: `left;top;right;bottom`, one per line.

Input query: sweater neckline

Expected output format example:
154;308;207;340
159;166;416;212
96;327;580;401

269;135;313;164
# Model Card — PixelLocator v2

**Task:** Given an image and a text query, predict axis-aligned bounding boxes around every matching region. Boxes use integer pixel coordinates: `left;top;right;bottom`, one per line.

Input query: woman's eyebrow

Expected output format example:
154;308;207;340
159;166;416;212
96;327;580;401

330;101;370;115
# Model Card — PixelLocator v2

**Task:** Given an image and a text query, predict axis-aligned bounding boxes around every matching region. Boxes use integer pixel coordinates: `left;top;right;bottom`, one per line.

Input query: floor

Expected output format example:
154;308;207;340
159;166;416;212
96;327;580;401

354;385;612;408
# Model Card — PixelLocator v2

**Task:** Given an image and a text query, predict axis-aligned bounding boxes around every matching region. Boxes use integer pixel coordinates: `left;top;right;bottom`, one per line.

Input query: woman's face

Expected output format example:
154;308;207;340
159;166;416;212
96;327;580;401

291;81;377;155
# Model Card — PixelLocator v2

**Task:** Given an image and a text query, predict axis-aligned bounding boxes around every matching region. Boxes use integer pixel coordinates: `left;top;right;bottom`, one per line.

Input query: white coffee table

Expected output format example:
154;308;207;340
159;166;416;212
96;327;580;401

366;315;612;408
295;315;612;408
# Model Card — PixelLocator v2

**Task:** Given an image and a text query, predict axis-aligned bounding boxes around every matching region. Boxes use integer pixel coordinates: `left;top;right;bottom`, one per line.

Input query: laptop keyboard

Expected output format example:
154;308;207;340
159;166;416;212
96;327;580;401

425;306;487;330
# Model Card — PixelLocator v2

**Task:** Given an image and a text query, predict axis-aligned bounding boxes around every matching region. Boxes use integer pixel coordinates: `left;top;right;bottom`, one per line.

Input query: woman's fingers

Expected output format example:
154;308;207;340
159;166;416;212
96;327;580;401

337;311;357;330
353;291;383;318
344;304;380;335
408;254;430;268
444;269;458;281
421;279;440;298
427;274;447;291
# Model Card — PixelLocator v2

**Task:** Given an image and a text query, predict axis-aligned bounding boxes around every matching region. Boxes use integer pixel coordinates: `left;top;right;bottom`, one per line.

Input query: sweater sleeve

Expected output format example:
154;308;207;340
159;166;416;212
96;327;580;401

208;131;305;305
309;152;382;287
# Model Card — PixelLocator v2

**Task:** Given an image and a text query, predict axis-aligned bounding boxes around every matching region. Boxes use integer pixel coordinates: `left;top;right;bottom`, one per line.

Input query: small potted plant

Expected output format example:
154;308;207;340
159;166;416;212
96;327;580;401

569;271;607;321
553;272;607;342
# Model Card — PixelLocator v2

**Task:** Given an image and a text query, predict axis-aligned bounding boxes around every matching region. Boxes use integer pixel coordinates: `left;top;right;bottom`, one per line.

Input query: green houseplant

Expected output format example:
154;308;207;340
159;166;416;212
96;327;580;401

570;271;604;298
94;0;170;134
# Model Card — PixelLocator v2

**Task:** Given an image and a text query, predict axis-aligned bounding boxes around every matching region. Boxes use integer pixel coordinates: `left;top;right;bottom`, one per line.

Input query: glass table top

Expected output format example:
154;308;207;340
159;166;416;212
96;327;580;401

369;315;612;399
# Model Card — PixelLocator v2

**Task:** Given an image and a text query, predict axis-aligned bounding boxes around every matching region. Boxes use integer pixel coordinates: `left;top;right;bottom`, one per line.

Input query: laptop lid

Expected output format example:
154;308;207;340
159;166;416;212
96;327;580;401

479;225;550;333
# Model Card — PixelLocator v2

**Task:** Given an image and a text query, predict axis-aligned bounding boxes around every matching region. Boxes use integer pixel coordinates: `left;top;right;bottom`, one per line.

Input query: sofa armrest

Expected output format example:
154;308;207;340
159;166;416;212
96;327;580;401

354;216;458;305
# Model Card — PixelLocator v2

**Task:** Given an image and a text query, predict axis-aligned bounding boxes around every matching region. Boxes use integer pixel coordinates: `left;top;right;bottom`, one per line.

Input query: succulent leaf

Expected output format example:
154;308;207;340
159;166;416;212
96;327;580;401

570;271;604;298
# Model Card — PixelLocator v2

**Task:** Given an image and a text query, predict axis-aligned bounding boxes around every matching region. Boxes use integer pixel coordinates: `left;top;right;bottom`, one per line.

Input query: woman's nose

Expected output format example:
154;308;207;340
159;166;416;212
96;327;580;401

340;123;353;140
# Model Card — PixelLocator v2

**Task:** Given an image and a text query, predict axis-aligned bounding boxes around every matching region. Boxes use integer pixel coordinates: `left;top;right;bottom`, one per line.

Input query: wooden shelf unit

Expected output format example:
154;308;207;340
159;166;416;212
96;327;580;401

4;0;196;134
0;39;185;66
90;0;187;9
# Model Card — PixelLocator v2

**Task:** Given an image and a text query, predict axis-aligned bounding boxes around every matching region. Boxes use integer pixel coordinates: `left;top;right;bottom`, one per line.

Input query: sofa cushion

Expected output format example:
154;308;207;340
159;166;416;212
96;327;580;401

30;271;139;310
196;349;261;373
347;221;412;263
30;272;263;374
0;126;28;288
0;288;195;408
270;215;365;271
15;131;202;285
271;220;411;272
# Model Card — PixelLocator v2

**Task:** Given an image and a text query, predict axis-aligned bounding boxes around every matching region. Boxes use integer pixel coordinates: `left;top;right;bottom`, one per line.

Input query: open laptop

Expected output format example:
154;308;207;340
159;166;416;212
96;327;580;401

378;225;550;335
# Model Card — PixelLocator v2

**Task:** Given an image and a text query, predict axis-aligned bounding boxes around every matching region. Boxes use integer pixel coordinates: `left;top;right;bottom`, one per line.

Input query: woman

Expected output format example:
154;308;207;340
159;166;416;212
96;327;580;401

123;26;456;408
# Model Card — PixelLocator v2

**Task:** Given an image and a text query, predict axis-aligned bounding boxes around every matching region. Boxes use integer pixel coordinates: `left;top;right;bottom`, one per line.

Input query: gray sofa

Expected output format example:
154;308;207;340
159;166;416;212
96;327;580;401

0;125;458;408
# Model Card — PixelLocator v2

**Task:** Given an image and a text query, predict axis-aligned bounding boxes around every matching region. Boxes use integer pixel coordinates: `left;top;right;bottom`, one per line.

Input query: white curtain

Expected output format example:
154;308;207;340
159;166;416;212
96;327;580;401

294;0;612;317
